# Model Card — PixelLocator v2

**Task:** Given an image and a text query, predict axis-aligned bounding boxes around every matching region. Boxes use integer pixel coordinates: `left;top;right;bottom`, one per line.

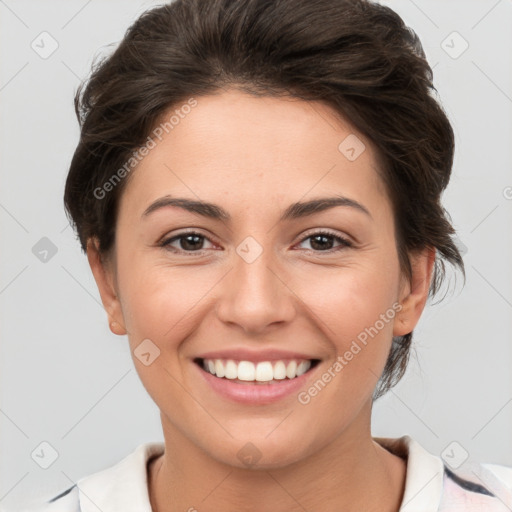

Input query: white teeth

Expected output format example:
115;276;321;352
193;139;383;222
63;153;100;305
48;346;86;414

286;360;297;379
255;362;273;382
214;359;225;378
238;361;255;381
296;360;310;376
201;358;313;381
273;361;287;380
224;360;238;379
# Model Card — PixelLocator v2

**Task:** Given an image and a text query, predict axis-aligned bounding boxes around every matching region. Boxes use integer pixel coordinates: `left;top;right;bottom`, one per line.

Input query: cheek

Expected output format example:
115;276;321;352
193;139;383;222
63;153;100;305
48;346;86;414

117;255;219;349
300;259;400;382
303;257;400;331
115;260;210;405
294;273;400;415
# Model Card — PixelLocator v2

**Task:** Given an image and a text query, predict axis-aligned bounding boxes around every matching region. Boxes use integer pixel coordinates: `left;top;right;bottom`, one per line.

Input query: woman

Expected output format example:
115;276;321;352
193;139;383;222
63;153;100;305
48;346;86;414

24;0;512;510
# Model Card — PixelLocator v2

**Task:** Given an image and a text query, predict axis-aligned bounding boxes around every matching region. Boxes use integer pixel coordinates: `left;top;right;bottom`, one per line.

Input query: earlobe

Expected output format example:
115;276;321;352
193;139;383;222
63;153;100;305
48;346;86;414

86;237;127;336
393;247;436;337
109;320;126;336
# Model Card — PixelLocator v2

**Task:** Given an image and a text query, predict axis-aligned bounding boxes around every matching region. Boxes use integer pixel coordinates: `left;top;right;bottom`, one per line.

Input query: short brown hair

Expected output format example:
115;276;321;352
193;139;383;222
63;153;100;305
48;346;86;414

64;0;465;400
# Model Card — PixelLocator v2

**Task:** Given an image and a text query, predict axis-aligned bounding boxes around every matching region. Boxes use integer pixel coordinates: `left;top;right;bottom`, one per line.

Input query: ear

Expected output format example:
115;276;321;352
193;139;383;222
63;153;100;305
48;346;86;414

86;237;127;336
393;247;436;337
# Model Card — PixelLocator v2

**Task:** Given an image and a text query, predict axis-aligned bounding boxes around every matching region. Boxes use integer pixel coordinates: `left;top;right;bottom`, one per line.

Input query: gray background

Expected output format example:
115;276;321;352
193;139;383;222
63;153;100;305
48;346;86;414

1;0;511;509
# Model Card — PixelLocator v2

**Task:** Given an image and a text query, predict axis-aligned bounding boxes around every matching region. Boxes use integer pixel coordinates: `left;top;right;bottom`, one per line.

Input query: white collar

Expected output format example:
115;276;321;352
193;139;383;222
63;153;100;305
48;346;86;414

77;442;164;512
75;435;444;512
375;435;444;511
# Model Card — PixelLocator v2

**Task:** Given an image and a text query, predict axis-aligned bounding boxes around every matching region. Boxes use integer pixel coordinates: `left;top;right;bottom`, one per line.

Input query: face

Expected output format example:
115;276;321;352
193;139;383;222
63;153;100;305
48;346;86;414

89;88;433;469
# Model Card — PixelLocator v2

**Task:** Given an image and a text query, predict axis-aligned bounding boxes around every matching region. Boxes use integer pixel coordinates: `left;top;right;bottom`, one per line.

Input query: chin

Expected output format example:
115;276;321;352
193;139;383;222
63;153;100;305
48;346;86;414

213;430;319;471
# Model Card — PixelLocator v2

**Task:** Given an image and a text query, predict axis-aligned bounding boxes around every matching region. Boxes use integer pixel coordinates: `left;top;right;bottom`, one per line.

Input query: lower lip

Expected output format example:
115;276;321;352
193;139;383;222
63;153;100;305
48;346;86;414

194;360;320;405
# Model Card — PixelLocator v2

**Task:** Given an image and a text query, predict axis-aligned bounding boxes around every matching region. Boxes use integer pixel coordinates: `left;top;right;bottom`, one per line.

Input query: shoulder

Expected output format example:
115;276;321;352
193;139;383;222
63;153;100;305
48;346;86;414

16;441;165;511
15;485;79;512
375;435;512;511
439;461;512;511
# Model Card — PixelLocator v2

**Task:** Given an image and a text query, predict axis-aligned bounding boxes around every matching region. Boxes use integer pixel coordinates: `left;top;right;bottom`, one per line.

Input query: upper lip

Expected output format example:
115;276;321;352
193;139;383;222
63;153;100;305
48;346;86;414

194;348;320;363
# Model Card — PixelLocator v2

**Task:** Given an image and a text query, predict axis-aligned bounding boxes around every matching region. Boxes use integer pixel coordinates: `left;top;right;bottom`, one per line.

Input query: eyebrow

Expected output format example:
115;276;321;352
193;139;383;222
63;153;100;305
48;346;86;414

141;194;372;222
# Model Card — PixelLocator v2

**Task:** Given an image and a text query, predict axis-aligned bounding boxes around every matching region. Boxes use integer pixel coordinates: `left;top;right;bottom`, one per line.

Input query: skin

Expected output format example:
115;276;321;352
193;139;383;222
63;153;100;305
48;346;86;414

87;88;435;512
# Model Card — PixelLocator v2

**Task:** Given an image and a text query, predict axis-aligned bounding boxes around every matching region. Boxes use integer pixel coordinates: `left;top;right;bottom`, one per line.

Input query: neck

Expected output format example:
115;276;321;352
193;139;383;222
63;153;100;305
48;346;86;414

148;402;406;512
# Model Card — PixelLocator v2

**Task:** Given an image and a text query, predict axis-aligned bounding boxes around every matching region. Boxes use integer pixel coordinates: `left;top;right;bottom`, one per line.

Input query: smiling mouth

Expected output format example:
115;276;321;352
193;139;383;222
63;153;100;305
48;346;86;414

193;357;321;385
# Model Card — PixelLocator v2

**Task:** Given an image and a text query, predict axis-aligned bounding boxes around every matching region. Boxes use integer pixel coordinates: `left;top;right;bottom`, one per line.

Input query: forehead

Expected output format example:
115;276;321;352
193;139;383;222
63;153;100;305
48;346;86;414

120;88;388;217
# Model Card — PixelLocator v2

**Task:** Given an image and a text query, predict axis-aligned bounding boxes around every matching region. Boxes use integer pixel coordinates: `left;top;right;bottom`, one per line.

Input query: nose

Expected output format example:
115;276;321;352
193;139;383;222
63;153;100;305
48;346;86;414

215;242;296;335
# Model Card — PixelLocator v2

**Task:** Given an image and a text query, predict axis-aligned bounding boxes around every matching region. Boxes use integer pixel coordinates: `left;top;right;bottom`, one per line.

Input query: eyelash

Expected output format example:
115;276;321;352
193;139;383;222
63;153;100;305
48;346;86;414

158;229;353;256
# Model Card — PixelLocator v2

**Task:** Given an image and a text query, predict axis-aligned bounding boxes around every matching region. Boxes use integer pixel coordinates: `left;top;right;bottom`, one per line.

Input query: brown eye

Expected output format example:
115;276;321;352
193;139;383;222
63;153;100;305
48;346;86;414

160;231;215;255
297;231;352;253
